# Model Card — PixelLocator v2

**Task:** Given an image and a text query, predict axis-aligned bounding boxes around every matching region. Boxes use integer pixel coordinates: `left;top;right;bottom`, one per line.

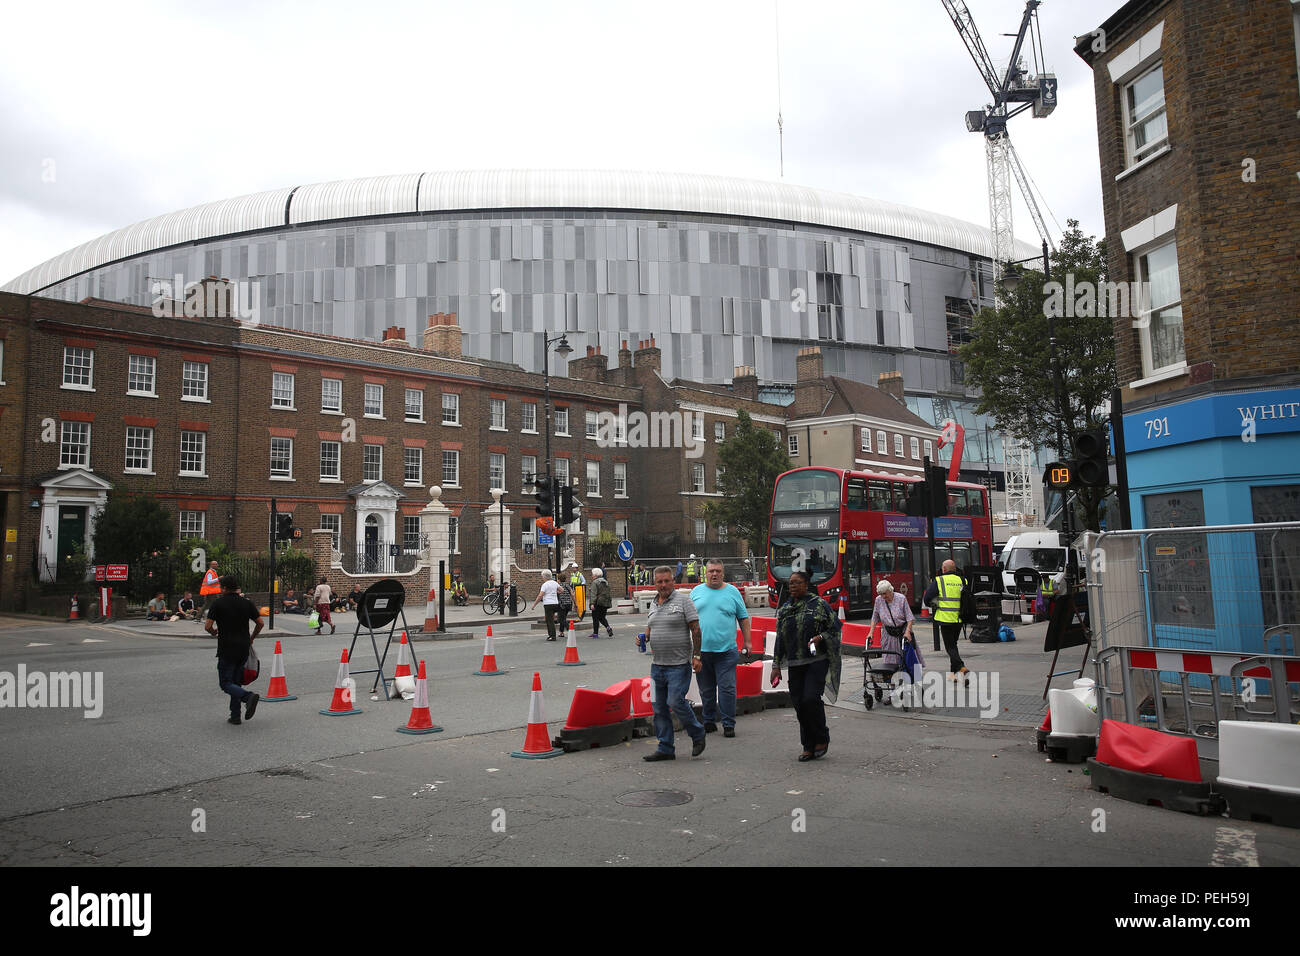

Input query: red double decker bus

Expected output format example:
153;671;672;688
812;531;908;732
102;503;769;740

766;466;993;616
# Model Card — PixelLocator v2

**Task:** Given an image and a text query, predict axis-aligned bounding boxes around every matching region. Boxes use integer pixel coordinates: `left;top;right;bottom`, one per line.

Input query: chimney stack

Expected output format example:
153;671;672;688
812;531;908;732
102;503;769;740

381;325;410;348
795;346;823;383
633;337;661;374
877;370;906;405
732;365;759;401
423;313;462;358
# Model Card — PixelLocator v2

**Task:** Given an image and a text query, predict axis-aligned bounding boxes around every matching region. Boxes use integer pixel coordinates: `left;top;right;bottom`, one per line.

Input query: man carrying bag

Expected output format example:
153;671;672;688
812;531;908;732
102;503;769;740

205;575;264;725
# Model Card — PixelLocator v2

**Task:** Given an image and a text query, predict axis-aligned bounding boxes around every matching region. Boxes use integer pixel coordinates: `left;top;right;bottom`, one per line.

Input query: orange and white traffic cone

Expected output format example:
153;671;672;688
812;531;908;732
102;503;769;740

510;672;564;759
556;620;585;666
393;632;416;698
264;640;297;701
475;625;505;676
319;649;362;716
396;660;443;735
423;584;439;633
67;594;80;622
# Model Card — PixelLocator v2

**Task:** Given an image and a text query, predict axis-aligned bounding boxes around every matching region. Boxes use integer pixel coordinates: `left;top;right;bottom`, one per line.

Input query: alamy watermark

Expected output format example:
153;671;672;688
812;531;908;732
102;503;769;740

151;274;260;323
888;668;1000;718
593;403;705;458
1042;274;1147;321
0;665;103;718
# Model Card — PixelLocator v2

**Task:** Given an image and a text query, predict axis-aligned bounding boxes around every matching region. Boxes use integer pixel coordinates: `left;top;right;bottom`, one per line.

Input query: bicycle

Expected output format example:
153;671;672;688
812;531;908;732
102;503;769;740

482;589;503;615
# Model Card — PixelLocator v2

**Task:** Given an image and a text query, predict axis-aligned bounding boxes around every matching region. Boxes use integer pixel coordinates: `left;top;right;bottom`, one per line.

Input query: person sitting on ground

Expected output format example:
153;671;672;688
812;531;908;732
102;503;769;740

172;591;198;621
347;586;363;611
146;592;170;621
281;588;301;614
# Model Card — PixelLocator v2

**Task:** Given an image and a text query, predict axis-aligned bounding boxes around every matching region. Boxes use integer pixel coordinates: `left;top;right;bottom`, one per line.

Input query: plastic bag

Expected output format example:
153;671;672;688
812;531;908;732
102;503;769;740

242;645;260;685
307;610;320;629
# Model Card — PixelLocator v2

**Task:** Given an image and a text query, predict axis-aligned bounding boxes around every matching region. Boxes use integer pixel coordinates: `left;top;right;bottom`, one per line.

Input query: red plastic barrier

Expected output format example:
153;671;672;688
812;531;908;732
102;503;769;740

840;621;881;650
563;682;632;730
1095;718;1202;782
736;662;763;699
740;615;777;653
622;677;654;719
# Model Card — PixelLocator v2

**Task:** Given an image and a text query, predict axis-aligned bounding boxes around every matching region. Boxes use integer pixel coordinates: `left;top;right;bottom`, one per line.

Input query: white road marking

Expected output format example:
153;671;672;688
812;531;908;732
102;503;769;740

1211;826;1259;867
25;642;53;648
81;638;106;644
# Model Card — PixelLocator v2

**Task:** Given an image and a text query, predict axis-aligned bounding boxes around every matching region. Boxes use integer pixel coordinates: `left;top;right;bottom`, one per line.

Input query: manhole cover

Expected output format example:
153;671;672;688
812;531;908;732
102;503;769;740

616;789;693;807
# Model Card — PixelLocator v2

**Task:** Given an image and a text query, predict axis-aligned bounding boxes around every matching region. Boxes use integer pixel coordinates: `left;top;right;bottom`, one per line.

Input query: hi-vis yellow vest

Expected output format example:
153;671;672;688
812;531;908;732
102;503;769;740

935;573;963;624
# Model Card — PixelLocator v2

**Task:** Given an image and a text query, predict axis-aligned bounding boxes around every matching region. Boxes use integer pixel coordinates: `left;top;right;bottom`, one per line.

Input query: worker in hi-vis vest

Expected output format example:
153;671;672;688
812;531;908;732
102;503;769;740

568;564;587;619
924;559;969;683
686;555;699;583
200;561;222;616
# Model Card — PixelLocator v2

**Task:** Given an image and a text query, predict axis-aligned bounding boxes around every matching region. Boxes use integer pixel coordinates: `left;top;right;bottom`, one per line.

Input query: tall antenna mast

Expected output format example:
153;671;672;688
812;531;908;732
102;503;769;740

775;0;784;178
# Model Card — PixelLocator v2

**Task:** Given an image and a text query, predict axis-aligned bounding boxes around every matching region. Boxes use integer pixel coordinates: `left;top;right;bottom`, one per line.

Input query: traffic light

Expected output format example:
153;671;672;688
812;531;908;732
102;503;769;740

1044;461;1074;490
1072;426;1110;488
903;482;926;517
275;513;294;541
927;464;949;518
560;485;578;525
534;476;554;517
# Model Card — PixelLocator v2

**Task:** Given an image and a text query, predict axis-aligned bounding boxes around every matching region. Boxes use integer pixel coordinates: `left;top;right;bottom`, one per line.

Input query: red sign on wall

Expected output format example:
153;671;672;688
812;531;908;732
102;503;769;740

105;565;129;582
94;566;106;582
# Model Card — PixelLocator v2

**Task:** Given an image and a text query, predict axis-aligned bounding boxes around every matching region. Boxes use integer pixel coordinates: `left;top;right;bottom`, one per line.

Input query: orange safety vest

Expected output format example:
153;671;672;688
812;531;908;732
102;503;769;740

200;568;221;595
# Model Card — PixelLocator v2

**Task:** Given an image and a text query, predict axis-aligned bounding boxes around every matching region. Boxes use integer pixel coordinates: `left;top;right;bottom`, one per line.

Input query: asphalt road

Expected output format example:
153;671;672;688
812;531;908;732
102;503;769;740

1;612;1297;867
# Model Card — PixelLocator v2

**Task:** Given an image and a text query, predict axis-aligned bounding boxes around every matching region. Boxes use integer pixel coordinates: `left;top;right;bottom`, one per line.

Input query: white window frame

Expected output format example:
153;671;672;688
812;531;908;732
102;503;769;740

1132;237;1185;381
59;421;90;468
320;441;341;481
861;428;872;453
692;416;705;442
522;455;538;493
182;361;209;402
62;346;94;390
124;426;154;474
442;449;460;487
320;514;341;551
788;434;799;457
179;430;207;477
179;510;205;539
615;519;628;540
364;383;384;418
585;410;598;439
322;378;343;413
272;372;295;409
586;460;600;497
521;402;537;433
613;462;627;498
270;437;293;479
405;388;424;422
877;430;887;455
491;398;507;431
714;421;725;443
586;517;602;538
490;453;506;491
692;462;705;493
924;440;933;461
448;515;460;554
1122;61;1168;169
555;408;569;436
404;446;423;485
442;392;460;425
554;457;569;488
127;355;156;397
910;437;920;460
894;434;904;458
403;515;422;554
694;518;707;544
362;444;383;482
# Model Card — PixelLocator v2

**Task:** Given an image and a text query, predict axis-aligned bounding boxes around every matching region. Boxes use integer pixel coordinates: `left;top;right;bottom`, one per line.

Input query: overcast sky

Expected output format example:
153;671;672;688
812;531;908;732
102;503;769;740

0;0;1118;286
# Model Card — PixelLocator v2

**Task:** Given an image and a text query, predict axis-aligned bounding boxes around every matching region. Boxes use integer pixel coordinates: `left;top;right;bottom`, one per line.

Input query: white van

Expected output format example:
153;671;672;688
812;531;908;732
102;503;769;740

999;531;1083;594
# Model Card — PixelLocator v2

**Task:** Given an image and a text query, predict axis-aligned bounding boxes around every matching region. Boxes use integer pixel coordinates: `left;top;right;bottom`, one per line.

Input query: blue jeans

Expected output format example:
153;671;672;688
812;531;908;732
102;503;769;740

217;658;252;719
698;646;739;728
651;662;704;755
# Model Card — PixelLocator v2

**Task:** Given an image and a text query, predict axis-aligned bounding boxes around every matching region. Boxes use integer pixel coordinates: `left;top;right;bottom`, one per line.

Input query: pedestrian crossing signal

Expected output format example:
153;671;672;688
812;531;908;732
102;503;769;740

1044;462;1073;489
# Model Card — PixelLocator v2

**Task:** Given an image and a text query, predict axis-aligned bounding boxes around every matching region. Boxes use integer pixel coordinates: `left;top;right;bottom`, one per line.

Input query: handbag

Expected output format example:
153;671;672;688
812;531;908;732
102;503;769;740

883;600;907;639
959;582;976;625
242;645;261;685
307;610;320;629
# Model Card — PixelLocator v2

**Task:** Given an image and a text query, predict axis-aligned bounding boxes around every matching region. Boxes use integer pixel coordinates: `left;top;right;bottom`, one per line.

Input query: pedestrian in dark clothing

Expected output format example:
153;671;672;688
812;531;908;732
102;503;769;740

772;570;841;761
588;568;614;638
205;575;263;725
924;559;968;683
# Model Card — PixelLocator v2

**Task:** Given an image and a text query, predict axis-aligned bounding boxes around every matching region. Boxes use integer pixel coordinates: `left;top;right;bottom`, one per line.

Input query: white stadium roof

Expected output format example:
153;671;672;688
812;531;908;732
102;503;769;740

3;169;1038;295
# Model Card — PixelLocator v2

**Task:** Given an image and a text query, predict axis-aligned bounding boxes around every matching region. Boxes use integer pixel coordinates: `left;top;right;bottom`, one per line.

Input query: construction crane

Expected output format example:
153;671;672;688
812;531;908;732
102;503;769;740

940;0;1058;276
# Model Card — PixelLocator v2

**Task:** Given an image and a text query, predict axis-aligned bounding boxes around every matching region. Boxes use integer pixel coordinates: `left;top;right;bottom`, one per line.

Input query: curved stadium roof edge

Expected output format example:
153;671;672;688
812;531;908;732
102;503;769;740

3;169;1040;296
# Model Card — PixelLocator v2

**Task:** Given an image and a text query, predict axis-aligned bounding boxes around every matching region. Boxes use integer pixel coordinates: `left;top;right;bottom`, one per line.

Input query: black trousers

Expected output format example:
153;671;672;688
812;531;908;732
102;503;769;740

544;604;568;639
787;658;830;751
940;623;964;672
590;604;611;634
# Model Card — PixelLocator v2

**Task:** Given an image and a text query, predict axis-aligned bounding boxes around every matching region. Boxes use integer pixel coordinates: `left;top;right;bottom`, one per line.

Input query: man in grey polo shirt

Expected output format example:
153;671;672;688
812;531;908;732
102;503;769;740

643;565;706;761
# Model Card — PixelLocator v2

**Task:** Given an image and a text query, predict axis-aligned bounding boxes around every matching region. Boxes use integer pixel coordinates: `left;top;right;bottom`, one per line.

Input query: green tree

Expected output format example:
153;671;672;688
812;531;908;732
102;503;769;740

959;220;1116;532
702;410;789;559
585;530;620;568
91;495;175;565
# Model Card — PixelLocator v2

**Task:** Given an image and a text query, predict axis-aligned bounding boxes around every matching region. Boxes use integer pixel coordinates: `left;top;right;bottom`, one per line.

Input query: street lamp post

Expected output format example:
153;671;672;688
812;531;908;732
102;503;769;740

542;332;574;580
491;487;505;614
1001;240;1072;536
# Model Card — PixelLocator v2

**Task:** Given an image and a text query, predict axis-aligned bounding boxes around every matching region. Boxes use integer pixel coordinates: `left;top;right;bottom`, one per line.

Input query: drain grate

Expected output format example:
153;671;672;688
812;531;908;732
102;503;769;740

616;789;693;807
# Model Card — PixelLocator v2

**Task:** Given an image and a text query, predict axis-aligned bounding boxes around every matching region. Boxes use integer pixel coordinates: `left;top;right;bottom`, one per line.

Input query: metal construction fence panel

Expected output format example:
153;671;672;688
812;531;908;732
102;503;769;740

1084;522;1300;656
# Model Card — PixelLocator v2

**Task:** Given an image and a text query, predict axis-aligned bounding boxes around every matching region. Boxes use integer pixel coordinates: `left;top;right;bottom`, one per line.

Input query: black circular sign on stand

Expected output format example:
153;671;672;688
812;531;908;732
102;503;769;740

1013;568;1040;595
358;579;406;629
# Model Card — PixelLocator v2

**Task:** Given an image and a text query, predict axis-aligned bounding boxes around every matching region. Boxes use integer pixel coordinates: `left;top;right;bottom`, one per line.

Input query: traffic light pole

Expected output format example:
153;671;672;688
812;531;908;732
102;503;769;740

1042;239;1073;538
269;495;276;632
923;457;939;653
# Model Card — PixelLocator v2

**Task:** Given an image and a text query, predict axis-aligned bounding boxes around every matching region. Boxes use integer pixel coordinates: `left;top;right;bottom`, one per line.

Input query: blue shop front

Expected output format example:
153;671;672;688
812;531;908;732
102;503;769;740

1121;385;1300;654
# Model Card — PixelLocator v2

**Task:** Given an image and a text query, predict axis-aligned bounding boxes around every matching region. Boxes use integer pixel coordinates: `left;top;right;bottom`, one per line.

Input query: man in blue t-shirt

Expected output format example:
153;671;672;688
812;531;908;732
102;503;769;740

690;559;751;737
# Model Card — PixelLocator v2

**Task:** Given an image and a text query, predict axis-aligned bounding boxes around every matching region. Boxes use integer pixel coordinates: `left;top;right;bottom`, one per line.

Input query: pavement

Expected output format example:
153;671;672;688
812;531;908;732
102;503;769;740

1;609;1297;866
